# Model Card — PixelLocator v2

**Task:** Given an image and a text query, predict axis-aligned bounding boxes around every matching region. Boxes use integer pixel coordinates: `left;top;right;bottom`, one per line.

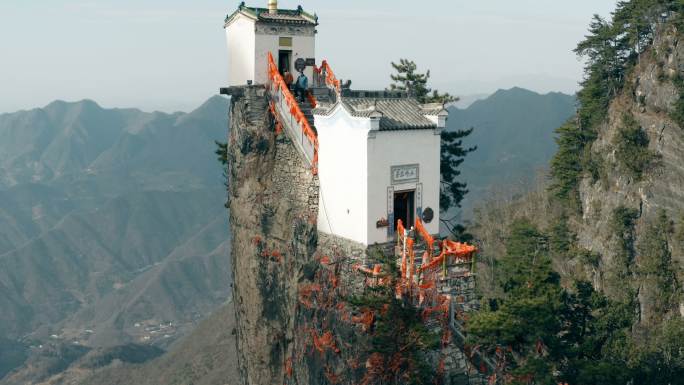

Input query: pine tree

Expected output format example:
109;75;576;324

215;141;228;165
215;141;229;208
389;59;456;104
440;129;476;213
549;119;592;205
467;219;637;383
636;210;679;316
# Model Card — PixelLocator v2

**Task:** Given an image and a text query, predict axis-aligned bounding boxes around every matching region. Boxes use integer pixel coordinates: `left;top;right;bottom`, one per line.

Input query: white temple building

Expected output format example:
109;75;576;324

224;0;317;86
314;95;445;245
224;1;447;246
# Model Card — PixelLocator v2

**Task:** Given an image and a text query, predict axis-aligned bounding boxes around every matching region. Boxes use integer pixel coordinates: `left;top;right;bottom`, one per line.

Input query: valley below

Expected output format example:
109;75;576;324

0;97;233;383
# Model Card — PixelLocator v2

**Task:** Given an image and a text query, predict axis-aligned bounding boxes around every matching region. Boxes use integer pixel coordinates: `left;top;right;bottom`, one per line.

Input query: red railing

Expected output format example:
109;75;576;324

267;52;319;174
314;60;341;93
396;219;406;247
306;91;318;109
415;217;435;262
393;220;494;378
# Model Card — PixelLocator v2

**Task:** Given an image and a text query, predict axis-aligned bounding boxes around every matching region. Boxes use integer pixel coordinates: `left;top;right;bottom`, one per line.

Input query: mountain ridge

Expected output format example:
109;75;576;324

447;86;576;216
0;96;232;383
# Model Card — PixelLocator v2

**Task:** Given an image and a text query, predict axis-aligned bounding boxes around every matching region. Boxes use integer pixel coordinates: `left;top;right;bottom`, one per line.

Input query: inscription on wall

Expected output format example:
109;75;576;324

416;183;423;219
279;37;293;47
391;164;419;185
387;186;394;236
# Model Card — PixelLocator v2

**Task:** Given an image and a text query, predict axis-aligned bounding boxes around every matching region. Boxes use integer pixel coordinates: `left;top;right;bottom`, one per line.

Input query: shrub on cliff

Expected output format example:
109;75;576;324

614;114;658;179
467;218;645;384
349;251;439;385
636;210;679;320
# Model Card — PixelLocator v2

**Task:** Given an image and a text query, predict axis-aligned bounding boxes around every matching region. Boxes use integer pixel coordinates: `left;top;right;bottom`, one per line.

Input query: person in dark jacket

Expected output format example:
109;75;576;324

295;72;308;101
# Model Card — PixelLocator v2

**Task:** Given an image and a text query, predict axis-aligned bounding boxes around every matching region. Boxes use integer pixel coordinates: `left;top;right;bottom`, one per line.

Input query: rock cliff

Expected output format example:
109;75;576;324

575;22;684;320
227;86;319;384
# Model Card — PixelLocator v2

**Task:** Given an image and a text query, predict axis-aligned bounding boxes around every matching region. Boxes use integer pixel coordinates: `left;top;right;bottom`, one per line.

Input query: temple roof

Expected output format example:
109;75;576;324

315;94;445;131
225;3;318;27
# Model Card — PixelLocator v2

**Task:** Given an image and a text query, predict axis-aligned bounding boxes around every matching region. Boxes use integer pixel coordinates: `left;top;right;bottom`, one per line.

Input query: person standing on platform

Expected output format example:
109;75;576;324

295;71;308;102
283;70;294;91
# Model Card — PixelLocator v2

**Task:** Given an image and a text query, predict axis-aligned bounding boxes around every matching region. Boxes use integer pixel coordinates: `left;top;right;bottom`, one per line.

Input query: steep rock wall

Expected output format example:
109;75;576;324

576;23;684;319
228;86;319;385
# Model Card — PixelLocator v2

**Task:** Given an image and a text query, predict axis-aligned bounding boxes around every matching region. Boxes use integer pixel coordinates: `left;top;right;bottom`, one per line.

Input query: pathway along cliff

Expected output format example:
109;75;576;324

225;86;486;385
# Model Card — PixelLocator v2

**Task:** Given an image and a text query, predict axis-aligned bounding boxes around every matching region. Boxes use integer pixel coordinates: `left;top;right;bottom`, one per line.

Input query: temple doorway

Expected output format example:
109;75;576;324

394;190;415;230
278;50;292;75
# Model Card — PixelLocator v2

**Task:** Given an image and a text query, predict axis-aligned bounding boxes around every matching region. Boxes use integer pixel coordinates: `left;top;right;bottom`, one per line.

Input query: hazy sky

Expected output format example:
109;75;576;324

0;0;618;113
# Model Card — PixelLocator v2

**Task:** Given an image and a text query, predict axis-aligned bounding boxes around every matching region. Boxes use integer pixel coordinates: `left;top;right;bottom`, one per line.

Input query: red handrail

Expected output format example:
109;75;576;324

397;219;407;280
306;90;318;109
419;240;476;273
314;60;341;93
267;52;319;174
396;219;405;244
415;217;435;261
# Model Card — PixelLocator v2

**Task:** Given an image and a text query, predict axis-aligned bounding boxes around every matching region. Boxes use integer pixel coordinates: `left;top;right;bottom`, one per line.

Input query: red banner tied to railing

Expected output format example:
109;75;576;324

267;52;319;175
313;60;341;93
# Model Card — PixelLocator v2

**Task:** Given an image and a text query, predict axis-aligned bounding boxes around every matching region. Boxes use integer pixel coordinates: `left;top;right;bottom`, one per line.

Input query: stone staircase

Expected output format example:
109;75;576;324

298;98;316;131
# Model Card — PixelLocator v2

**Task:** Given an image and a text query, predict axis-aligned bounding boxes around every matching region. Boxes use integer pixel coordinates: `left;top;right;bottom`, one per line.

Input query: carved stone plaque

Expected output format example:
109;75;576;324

387;186;394;236
391;164;419;185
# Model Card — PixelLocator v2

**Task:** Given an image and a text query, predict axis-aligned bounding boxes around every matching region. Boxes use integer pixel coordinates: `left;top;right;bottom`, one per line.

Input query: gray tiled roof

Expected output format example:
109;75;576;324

315;97;441;131
225;4;317;26
258;11;315;24
419;103;447;116
345;98;437;130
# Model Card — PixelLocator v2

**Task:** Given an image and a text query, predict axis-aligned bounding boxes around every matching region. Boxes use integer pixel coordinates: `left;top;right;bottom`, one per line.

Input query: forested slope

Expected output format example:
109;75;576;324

467;2;684;383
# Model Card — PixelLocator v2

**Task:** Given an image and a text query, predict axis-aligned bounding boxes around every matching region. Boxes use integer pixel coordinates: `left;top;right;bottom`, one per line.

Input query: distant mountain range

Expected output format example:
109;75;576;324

0;97;232;382
447;87;576;217
450;93;490;109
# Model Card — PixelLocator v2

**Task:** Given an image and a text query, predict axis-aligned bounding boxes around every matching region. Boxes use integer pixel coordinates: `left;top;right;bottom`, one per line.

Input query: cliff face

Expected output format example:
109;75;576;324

227;86;319;385
227;87;373;385
576;23;684;319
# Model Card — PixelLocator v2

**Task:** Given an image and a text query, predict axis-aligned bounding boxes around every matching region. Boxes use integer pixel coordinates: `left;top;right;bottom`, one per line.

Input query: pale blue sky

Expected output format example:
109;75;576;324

0;1;617;113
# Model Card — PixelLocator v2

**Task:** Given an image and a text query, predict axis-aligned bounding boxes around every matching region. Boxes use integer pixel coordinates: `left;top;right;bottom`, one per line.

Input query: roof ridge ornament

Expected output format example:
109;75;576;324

268;0;277;14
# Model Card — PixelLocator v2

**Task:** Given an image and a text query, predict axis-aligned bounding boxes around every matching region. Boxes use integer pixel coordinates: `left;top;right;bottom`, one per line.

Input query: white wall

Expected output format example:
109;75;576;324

367;129;441;244
316;106;441;246
225;16;256;86
315;105;371;245
254;29;315;85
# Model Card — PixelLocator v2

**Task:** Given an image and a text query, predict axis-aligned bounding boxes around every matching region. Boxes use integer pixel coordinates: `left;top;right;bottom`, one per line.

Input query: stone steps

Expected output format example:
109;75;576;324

298;99;316;131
